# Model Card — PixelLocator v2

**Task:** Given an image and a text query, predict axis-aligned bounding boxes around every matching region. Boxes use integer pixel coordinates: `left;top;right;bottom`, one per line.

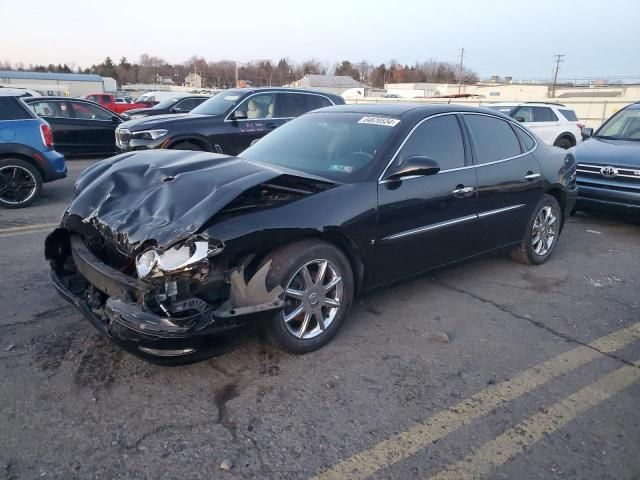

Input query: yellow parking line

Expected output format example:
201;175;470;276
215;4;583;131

0;222;57;238
431;361;640;479
310;323;640;480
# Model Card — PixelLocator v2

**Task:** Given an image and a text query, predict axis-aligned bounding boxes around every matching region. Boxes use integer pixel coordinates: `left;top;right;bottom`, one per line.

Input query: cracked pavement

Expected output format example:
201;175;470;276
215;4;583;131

1;159;639;479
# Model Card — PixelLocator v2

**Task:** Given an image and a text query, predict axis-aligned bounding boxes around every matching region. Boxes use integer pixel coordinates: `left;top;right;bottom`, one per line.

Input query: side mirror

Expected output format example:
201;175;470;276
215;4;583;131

231;109;248;120
581;127;594;140
385;156;440;181
515;116;526;123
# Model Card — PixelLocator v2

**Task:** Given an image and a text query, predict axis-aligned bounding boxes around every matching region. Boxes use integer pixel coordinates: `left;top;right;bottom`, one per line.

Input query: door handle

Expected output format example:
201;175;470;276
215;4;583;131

524;172;541;181
452;185;474;197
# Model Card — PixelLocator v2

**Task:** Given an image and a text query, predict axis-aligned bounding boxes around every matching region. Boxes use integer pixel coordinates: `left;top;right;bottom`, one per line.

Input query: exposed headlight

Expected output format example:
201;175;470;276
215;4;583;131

131;129;168;140
135;237;224;279
136;249;159;278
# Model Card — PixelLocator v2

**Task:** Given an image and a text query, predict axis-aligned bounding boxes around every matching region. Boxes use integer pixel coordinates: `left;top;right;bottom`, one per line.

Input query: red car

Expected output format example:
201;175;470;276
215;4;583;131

82;94;150;114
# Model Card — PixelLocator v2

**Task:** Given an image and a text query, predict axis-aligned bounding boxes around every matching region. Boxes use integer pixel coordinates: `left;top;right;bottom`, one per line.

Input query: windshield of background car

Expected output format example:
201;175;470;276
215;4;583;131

240;112;399;182
152;98;184;109
190;89;245;116
487;105;516;115
596;108;640;140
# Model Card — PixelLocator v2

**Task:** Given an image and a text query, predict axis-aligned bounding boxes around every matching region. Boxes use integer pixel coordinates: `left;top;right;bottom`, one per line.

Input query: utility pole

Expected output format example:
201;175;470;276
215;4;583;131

234;62;239;88
457;48;465;95
551;54;565;98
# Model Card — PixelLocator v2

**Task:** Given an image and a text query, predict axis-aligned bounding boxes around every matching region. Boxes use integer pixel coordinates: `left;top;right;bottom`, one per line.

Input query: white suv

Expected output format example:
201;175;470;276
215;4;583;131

488;102;583;149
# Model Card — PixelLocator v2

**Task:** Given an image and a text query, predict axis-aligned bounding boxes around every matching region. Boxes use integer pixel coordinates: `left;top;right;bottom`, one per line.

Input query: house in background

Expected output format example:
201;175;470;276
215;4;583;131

184;72;203;88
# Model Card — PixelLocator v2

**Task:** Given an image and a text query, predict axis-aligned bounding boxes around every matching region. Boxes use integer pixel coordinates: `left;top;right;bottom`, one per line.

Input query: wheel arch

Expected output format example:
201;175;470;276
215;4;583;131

164;135;211;151
545;186;567;230
553;132;576;147
0;152;46;180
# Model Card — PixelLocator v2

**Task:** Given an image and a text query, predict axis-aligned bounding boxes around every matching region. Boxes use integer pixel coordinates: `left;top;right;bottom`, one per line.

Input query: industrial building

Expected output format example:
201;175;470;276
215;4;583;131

288;74;364;96
0;71;116;97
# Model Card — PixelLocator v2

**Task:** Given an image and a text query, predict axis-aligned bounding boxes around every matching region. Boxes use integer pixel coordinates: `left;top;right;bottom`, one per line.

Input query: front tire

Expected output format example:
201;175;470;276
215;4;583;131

511;194;562;265
263;239;354;354
0;159;43;209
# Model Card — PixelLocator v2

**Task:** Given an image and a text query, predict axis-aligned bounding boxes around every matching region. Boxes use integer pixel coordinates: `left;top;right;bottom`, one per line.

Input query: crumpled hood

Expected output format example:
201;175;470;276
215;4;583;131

66;150;284;250
573;137;640;169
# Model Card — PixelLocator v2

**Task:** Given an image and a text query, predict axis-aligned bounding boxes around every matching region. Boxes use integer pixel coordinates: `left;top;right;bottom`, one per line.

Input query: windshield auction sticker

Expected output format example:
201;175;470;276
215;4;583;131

358;116;400;127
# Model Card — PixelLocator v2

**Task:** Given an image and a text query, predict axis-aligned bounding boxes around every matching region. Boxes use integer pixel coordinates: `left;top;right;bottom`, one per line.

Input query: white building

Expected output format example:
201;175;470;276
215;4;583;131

289;74;364;96
0;71;112;96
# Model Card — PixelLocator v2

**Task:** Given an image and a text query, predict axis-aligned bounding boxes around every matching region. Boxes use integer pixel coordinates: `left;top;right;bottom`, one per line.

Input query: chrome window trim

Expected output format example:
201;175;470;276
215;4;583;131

378;111;538;183
224;91;336;123
382;203;526;242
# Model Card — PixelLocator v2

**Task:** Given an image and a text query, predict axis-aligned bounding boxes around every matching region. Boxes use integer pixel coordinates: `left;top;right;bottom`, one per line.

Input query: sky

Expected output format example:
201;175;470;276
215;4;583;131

2;0;639;80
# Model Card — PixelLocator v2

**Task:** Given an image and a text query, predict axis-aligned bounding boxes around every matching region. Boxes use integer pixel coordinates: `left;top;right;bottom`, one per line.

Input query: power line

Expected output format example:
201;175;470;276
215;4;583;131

457;48;465;94
551;54;565;97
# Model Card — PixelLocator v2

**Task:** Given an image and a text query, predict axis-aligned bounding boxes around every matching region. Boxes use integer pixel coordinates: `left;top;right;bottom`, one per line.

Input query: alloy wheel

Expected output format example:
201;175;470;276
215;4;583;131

531;205;557;256
0;165;38;205
282;259;344;340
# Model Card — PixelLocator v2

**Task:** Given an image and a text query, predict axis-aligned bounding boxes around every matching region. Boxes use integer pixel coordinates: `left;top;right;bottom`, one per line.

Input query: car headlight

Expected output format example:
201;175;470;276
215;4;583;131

131;129;168;140
136;249;159;278
135;237;224;279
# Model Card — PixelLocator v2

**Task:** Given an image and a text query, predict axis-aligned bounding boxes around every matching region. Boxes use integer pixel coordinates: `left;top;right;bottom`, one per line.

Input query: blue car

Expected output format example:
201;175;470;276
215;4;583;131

0;95;67;208
574;101;640;215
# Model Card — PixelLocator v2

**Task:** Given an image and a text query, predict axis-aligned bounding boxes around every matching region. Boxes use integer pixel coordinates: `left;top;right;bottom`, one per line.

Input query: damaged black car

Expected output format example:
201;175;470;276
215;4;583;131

45;104;577;362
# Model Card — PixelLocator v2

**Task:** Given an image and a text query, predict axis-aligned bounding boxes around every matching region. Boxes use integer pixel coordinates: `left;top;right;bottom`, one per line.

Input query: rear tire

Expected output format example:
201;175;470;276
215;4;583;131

263;239;354;354
0;159;43;209
170;141;204;151
553;136;573;149
511;194;562;265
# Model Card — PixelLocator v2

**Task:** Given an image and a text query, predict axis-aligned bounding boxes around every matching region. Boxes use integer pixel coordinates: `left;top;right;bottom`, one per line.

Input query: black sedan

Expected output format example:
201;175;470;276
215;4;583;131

120;95;209;121
574;102;640;215
22;97;122;156
115;87;345;156
45;104;576;362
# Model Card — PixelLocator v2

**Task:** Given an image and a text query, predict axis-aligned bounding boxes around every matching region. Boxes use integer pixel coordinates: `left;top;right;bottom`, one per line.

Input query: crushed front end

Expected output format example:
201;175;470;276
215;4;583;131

44;215;284;362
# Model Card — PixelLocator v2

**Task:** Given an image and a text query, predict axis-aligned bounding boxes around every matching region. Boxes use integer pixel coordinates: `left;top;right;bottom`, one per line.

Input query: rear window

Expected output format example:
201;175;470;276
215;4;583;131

559;109;578;121
0;97;32;120
465;114;522;163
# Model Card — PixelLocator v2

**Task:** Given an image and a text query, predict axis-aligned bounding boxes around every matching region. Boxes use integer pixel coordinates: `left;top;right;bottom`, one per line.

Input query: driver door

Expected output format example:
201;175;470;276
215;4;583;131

374;114;479;285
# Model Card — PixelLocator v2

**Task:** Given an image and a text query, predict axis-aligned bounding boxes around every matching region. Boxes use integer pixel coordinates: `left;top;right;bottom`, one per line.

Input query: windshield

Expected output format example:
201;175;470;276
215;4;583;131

240;112;399;182
152;97;185;109
190;89;246;116
596;108;640;140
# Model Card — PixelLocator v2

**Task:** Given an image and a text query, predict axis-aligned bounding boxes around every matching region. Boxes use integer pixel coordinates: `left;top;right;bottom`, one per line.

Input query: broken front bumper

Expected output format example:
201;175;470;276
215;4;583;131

47;231;284;362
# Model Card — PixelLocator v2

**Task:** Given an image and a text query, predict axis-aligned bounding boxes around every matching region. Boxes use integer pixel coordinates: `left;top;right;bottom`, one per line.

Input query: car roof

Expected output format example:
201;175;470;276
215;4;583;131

22;96;92;102
314;103;510;118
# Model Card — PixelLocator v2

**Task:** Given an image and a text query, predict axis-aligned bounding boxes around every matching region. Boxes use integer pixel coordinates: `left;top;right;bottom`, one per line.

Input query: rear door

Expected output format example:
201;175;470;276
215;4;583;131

26;99;77;154
67;100;119;154
462;113;543;251
375;113;479;284
219;92;278;155
513;106;560;145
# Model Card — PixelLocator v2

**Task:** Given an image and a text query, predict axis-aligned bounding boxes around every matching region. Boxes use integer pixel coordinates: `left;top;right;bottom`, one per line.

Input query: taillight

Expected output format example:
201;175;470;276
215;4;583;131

40;123;54;149
577;123;585;130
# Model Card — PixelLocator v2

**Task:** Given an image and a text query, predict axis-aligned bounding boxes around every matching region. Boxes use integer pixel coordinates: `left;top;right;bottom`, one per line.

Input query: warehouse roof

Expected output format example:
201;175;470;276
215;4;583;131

0;71;104;82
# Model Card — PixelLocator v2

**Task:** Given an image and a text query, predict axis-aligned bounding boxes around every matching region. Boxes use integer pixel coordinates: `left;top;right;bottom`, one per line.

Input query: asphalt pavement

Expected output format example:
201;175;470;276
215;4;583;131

1;159;639;480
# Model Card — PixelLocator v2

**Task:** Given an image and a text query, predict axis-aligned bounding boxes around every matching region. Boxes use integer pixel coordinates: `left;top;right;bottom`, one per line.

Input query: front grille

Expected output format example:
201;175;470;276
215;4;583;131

577;163;640;183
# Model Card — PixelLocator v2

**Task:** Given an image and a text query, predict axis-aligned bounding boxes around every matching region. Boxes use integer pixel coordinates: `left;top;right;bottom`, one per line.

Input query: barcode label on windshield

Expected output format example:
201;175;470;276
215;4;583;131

358;116;400;127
